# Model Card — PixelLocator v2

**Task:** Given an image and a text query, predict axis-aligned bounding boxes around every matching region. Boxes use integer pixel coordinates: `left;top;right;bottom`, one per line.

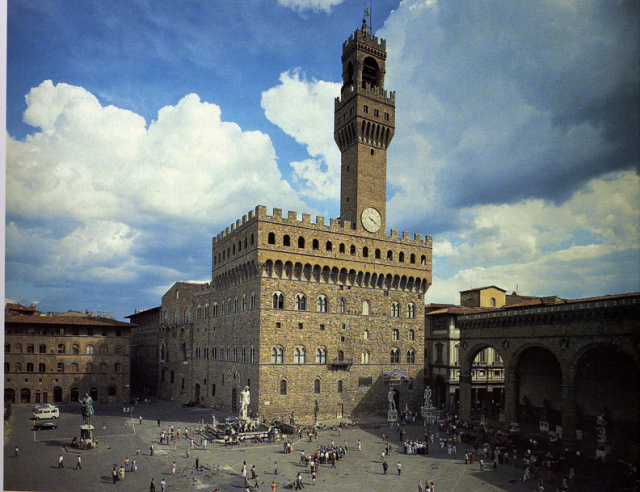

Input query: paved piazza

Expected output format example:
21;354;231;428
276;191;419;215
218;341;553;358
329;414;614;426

4;402;591;491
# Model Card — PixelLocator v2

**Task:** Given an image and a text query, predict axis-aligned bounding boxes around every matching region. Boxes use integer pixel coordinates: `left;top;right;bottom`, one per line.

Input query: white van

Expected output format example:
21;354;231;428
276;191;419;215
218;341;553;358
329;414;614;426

32;406;59;420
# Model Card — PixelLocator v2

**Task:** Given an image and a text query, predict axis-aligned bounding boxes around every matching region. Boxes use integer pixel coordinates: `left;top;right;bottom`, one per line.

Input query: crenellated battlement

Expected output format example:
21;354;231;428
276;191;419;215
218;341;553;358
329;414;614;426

335;84;395;109
343;27;386;53
212;205;430;247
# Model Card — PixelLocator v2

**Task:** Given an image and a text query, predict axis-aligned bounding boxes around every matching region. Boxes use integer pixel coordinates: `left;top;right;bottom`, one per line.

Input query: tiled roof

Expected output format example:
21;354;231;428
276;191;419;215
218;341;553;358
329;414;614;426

459;285;506;293
5;314;131;327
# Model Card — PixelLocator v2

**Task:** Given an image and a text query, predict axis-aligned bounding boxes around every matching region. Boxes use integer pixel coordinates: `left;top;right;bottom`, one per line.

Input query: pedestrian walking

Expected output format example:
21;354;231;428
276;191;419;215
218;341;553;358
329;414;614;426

157;418;161;427
160;478;166;492
118;465;125;481
312;471;317;485
150;478;156;492
382;460;388;474
75;455;82;470
132;459;137;472
171;461;176;474
125;457;130;470
480;459;484;471
272;482;276;491
418;480;423;492
58;454;64;469
397;462;402;475
112;466;117;484
493;458;498;471
150;443;154;456
357;439;361;451
195;457;200;469
274;461;278;475
14;446;19;458
139;416;143;425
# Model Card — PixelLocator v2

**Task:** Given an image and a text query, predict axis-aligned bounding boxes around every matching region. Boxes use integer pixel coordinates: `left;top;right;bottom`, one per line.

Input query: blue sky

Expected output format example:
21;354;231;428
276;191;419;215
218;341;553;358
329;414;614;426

5;0;640;320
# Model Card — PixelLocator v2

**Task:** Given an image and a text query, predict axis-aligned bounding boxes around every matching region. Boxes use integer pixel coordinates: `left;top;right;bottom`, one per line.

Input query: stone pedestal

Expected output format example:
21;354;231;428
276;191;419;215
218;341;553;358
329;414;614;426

421;406;441;420
80;424;94;441
387;410;398;422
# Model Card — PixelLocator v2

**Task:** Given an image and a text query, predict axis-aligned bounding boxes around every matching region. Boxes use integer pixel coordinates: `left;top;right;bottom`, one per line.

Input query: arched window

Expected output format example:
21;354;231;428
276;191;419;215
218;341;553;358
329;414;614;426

315;348;327;364
316;295;328;313
339;243;345;254
294;347;306;364
184;307;191;323
174;309;179;324
271;347;284;364
339;298;346;314
4;344;9;353
407;303;416;319
410;253;416;264
100;345;108;355
337;350;344;361
338;380;343;393
387;250;393;261
72;344;79;354
490;297;497;307
421;255;427;266
408;329;415;341
39;363;46;373
57;344;65;354
283;235;291;246
375;249;381;259
280;380;287;395
399;252;405;262
204;303;209;318
26;363;34;372
160;342;166;362
57;362;65;372
295;294;307;311
314;379;321;394
4;362;9;372
392;329;399;340
312;239;319;250
363;247;369;257
350;245;356;255
85;363;92;373
213;303;218;317
15;344;22;353
15;362;22;372
242;295;246;311
114;346;122;355
250;292;256;310
268;232;276;244
391;302;400;317
326;241;333;251
390;349;400;364
272;292;284;310
298;236;305;248
362;300;370;315
406;349;415;364
70;363;78;373
27;344;34;353
170;370;175;383
361;351;370;364
181;343;187;362
233;298;238;312
196;305;202;318
363;329;369;340
100;362;108;374
39;344;46;353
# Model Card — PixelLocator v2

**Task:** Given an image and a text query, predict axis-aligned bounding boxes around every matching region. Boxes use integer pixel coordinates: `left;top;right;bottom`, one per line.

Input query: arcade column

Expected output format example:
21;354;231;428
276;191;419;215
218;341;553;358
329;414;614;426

459;374;472;421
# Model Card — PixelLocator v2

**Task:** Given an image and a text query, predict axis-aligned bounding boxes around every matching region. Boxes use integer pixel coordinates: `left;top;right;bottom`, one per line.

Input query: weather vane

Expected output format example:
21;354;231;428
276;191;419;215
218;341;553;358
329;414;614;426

364;1;372;30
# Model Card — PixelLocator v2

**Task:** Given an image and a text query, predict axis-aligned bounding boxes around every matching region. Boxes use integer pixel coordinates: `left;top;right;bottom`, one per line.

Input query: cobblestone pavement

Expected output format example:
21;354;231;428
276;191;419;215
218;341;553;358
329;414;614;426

3;402;572;491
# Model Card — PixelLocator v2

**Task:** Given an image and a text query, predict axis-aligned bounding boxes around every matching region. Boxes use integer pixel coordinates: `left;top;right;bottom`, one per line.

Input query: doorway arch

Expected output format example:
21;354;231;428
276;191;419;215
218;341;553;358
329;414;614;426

53;386;63;403
194;383;201;402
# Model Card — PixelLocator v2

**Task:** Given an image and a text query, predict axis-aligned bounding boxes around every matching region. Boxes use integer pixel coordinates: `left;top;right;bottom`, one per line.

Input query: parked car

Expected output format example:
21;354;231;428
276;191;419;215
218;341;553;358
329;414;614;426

34;422;58;430
182;401;201;408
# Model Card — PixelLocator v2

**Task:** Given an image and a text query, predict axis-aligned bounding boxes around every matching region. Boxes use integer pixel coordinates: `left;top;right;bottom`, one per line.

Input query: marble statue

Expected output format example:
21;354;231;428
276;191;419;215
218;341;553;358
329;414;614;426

388;389;396;412
239;386;250;421
424;387;433;408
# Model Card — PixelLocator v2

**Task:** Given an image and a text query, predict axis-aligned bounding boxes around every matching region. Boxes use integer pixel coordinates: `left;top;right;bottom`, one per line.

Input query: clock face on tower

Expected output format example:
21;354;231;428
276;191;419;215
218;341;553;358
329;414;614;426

361;207;382;233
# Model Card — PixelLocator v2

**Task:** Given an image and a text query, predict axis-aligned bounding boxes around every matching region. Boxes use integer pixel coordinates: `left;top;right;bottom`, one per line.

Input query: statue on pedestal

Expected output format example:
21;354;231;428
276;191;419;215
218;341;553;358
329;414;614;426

79;393;94;426
239;386;250;421
423;386;433;408
388;389;396;412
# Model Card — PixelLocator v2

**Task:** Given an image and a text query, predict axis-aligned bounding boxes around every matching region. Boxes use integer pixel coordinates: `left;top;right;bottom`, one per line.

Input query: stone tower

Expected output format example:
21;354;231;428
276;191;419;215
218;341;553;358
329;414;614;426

334;18;395;235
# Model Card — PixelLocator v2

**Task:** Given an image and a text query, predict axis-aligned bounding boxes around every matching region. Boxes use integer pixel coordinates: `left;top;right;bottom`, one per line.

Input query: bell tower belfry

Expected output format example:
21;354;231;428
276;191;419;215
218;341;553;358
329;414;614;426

334;18;395;234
